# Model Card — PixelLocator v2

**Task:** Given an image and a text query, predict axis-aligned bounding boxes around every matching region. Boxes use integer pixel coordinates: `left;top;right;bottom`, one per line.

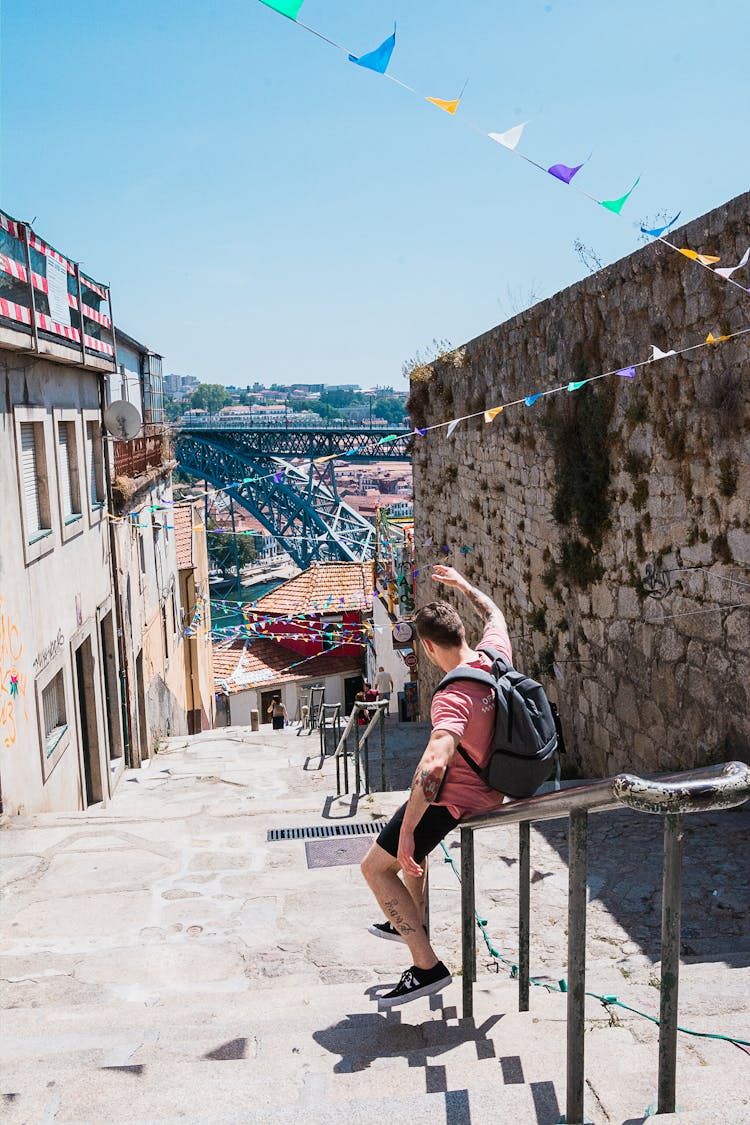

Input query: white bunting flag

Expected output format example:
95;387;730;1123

713;246;750;280
446;419;460;437
650;345;676;361
489;122;526;150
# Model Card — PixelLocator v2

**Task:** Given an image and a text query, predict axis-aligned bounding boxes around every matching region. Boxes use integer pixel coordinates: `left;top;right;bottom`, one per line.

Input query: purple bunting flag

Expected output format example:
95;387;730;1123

616;366;636;379
548;162;584;185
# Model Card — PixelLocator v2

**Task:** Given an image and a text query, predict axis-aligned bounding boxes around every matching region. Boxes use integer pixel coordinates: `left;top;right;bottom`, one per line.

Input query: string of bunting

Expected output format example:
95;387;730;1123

102;322;750;528
257;1;750;300
215;639;366;688
438;842;749;1053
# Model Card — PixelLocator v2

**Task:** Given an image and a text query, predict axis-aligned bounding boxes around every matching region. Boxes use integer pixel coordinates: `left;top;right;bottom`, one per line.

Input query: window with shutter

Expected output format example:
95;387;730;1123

42;670;68;756
86;421;104;505
20;422;43;539
58;424;74;518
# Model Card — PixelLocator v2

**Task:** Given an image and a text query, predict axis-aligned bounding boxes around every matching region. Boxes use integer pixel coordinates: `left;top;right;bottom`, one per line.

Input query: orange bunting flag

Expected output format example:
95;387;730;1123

705;331;730;344
426;95;461;115
679;248;720;266
484;407;503;423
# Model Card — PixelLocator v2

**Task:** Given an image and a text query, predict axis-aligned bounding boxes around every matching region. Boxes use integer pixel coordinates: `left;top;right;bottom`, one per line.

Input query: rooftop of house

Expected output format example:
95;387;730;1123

213;637;361;694
249;561;375;616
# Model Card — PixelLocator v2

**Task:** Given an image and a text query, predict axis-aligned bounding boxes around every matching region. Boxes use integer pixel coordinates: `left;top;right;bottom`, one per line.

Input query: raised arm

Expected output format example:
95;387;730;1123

431;565;507;631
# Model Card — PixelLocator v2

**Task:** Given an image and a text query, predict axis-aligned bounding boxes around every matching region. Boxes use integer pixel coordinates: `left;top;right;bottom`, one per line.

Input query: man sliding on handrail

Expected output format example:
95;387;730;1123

361;564;512;1007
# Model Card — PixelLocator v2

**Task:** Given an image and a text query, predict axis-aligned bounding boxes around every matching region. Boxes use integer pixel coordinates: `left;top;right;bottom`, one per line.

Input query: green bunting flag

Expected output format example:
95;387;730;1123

259;0;304;20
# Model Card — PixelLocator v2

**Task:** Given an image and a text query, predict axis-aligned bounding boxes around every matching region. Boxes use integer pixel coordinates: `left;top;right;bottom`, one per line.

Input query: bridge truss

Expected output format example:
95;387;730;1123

174;428;411;570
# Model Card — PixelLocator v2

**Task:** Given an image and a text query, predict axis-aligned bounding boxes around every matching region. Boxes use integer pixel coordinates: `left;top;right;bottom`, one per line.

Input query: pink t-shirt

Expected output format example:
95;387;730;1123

431;621;512;819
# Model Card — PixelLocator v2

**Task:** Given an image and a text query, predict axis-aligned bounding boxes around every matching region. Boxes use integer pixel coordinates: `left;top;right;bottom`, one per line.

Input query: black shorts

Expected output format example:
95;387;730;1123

376;802;460;864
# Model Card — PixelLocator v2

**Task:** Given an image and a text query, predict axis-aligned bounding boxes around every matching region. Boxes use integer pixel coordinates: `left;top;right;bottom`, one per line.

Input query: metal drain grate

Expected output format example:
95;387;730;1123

267;821;387;842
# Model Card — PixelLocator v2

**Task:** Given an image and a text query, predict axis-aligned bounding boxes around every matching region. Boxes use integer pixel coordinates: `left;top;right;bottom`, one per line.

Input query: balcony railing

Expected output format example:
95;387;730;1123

113;424;171;479
443;761;750;1124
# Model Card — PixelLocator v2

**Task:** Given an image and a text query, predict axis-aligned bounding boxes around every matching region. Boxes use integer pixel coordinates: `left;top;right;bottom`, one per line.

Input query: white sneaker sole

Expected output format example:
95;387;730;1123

368;923;406;943
378;974;452;1009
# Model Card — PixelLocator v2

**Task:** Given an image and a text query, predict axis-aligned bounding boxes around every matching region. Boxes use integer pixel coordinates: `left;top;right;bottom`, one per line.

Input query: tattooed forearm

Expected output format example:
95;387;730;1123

462;582;506;627
411;764;445;803
384;898;416;934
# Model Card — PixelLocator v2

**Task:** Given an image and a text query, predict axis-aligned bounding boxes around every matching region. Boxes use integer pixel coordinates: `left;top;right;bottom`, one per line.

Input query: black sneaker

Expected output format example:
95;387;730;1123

368;920;430;944
368;920;406;943
378;962;452;1009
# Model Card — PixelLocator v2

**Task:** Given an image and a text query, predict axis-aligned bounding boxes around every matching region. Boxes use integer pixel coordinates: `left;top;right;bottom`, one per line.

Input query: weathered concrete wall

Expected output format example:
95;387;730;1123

1;353;120;812
410;192;749;777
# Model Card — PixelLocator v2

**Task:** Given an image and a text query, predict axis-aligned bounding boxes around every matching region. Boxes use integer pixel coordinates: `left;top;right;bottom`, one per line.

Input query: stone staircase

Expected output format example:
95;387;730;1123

1;727;748;1124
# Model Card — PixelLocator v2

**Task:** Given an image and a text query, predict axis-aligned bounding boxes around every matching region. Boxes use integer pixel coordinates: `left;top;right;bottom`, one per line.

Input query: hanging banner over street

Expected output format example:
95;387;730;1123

45;254;71;328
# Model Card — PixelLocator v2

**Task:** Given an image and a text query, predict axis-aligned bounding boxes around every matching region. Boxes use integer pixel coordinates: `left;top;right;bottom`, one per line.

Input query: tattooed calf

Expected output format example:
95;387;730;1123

384;897;416;935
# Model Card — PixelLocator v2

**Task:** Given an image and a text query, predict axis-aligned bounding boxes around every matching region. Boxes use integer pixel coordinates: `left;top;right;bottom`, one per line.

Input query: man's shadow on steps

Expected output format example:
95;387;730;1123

313;997;562;1123
312;997;502;1075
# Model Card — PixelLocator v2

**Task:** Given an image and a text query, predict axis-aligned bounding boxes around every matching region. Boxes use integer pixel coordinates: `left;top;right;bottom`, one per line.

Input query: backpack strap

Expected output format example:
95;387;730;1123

433;663;501;783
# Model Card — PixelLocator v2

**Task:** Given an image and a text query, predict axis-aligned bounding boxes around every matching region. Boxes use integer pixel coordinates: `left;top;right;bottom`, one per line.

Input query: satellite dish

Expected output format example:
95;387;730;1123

103;400;142;440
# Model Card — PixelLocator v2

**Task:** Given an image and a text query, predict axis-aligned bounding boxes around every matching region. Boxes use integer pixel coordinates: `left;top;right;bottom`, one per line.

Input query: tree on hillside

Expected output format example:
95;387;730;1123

190;384;231;413
374;396;407;424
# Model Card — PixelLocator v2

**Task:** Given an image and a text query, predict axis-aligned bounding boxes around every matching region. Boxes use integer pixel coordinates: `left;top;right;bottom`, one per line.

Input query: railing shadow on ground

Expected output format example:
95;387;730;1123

451;761;750;1124
532;803;750;969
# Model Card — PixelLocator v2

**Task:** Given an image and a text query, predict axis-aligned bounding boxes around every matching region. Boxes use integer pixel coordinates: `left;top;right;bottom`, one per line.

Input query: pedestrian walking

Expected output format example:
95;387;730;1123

267;696;288;731
361;564;512;1007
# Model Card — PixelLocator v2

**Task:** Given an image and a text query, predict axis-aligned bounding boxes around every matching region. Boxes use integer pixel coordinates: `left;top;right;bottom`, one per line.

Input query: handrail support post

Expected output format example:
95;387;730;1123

460;826;476;1020
566;807;588;1125
519;820;531;1011
658;812;683;1116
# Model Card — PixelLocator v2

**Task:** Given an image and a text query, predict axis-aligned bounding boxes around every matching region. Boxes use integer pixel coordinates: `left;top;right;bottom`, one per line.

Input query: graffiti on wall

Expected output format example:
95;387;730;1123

32;629;65;675
0;595;29;748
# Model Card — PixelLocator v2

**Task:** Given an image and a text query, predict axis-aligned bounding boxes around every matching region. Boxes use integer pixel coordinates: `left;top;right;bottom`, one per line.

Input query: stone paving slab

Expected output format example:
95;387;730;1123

1;725;748;1124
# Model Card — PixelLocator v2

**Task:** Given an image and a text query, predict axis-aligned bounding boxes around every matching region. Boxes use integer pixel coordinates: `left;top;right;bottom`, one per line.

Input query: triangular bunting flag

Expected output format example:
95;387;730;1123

426;95;461;115
600;176;640;214
679;248;720;266
705;331;730;344
259;0;304;18
640;212;681;238
488;123;526;150
273;471;284;483
713;247;749;279
548;162;584;185
415;427;427;436
525;393;542;407
446;419;460;437
484;406;503;423
567;380;589;392
616;366;636;379
349;24;396;74
378;434;399;445
651;345;676;361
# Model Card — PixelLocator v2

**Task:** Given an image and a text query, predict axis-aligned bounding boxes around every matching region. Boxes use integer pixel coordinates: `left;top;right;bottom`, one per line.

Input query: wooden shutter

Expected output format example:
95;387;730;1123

58;423;74;518
86;421;99;504
20;422;42;537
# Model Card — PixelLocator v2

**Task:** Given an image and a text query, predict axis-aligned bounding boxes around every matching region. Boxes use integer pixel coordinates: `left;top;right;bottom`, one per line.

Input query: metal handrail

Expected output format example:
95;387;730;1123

453;761;750;1124
334;700;388;797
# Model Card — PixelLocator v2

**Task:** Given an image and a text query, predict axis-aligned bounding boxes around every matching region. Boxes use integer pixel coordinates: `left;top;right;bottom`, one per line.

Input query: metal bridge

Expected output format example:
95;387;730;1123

174;421;412;571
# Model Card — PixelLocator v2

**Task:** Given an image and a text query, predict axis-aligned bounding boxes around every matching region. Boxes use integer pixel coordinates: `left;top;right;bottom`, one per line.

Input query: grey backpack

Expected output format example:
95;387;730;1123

434;646;558;799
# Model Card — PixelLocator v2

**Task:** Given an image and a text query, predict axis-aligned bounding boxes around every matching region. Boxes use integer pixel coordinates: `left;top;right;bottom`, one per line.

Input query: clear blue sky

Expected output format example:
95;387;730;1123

2;1;748;387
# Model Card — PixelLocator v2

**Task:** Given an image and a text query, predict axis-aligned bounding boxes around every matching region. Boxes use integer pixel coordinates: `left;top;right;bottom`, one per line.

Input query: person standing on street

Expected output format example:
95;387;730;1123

375;666;394;713
361;564;512;1007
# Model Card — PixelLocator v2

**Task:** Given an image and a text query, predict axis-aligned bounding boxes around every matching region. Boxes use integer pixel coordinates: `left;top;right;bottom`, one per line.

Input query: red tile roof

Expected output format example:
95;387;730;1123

173;506;194;570
250;561;375;615
213;637;361;694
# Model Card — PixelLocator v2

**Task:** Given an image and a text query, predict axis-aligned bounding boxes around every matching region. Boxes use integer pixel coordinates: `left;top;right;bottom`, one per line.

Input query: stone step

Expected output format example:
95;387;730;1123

2;1046;744;1125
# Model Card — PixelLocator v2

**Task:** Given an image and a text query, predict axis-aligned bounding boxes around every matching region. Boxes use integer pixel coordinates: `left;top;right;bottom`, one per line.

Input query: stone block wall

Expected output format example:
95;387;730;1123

410;192;749;777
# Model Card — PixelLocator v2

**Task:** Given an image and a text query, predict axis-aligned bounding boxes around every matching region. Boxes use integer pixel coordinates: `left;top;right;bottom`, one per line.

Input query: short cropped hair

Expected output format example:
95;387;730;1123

414;601;466;648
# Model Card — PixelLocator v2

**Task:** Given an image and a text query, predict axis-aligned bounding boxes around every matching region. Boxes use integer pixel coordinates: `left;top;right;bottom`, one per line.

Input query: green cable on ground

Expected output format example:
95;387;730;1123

438;840;749;1051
